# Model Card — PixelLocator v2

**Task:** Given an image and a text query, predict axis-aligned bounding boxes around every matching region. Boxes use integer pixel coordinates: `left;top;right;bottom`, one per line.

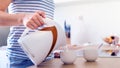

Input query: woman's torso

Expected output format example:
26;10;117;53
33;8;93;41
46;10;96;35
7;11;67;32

7;0;54;59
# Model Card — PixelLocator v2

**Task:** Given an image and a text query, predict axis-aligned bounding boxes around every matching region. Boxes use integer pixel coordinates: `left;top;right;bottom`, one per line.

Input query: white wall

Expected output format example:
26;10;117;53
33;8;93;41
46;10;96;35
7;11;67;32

54;1;120;45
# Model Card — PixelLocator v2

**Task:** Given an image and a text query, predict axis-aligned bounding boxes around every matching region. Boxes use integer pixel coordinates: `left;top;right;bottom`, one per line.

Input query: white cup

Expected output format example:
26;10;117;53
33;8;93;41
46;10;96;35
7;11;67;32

83;47;98;62
60;49;77;64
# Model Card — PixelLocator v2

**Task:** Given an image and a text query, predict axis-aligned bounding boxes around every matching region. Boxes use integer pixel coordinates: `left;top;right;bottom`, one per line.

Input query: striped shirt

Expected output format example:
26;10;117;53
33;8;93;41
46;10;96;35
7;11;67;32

7;0;55;59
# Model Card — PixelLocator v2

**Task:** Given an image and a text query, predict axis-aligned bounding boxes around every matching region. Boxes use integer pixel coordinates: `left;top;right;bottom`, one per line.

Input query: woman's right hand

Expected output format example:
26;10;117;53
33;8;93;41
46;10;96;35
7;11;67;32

23;11;46;29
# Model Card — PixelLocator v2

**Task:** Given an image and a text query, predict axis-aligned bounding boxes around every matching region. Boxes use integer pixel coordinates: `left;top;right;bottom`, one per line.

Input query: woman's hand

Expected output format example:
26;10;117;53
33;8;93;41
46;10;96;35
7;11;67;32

23;11;46;29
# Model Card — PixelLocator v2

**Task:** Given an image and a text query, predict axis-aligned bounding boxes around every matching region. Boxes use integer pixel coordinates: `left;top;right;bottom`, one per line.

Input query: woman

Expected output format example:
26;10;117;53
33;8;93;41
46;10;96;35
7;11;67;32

0;0;55;68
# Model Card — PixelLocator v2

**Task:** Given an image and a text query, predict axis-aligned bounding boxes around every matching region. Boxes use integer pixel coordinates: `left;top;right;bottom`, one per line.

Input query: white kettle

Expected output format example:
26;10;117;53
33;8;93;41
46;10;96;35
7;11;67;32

18;18;66;66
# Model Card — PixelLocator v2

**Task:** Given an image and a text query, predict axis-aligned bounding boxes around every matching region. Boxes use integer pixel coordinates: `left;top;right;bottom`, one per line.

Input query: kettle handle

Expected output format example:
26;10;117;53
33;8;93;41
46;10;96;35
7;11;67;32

20;28;32;37
20;18;55;37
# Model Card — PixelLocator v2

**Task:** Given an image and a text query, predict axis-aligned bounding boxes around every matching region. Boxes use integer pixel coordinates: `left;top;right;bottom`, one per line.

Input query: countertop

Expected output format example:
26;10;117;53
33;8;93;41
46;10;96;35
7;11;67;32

28;57;120;68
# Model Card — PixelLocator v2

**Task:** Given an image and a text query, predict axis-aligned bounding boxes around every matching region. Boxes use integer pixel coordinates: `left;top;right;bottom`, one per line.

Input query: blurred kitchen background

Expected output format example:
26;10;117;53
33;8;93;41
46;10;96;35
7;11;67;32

54;0;120;45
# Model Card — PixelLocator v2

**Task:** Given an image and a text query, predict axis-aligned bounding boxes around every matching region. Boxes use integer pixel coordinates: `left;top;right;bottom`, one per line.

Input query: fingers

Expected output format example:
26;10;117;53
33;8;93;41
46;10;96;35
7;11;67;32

33;13;44;26
36;11;46;18
26;23;34;30
23;11;46;29
32;15;42;26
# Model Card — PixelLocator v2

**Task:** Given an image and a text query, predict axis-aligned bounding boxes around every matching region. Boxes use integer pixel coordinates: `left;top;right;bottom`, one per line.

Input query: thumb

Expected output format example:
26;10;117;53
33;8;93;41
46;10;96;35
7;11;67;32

36;11;46;18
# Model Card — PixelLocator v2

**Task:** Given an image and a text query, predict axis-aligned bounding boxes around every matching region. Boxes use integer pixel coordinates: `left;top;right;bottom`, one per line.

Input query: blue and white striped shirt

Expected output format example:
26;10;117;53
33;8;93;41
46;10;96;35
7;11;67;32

7;0;55;59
